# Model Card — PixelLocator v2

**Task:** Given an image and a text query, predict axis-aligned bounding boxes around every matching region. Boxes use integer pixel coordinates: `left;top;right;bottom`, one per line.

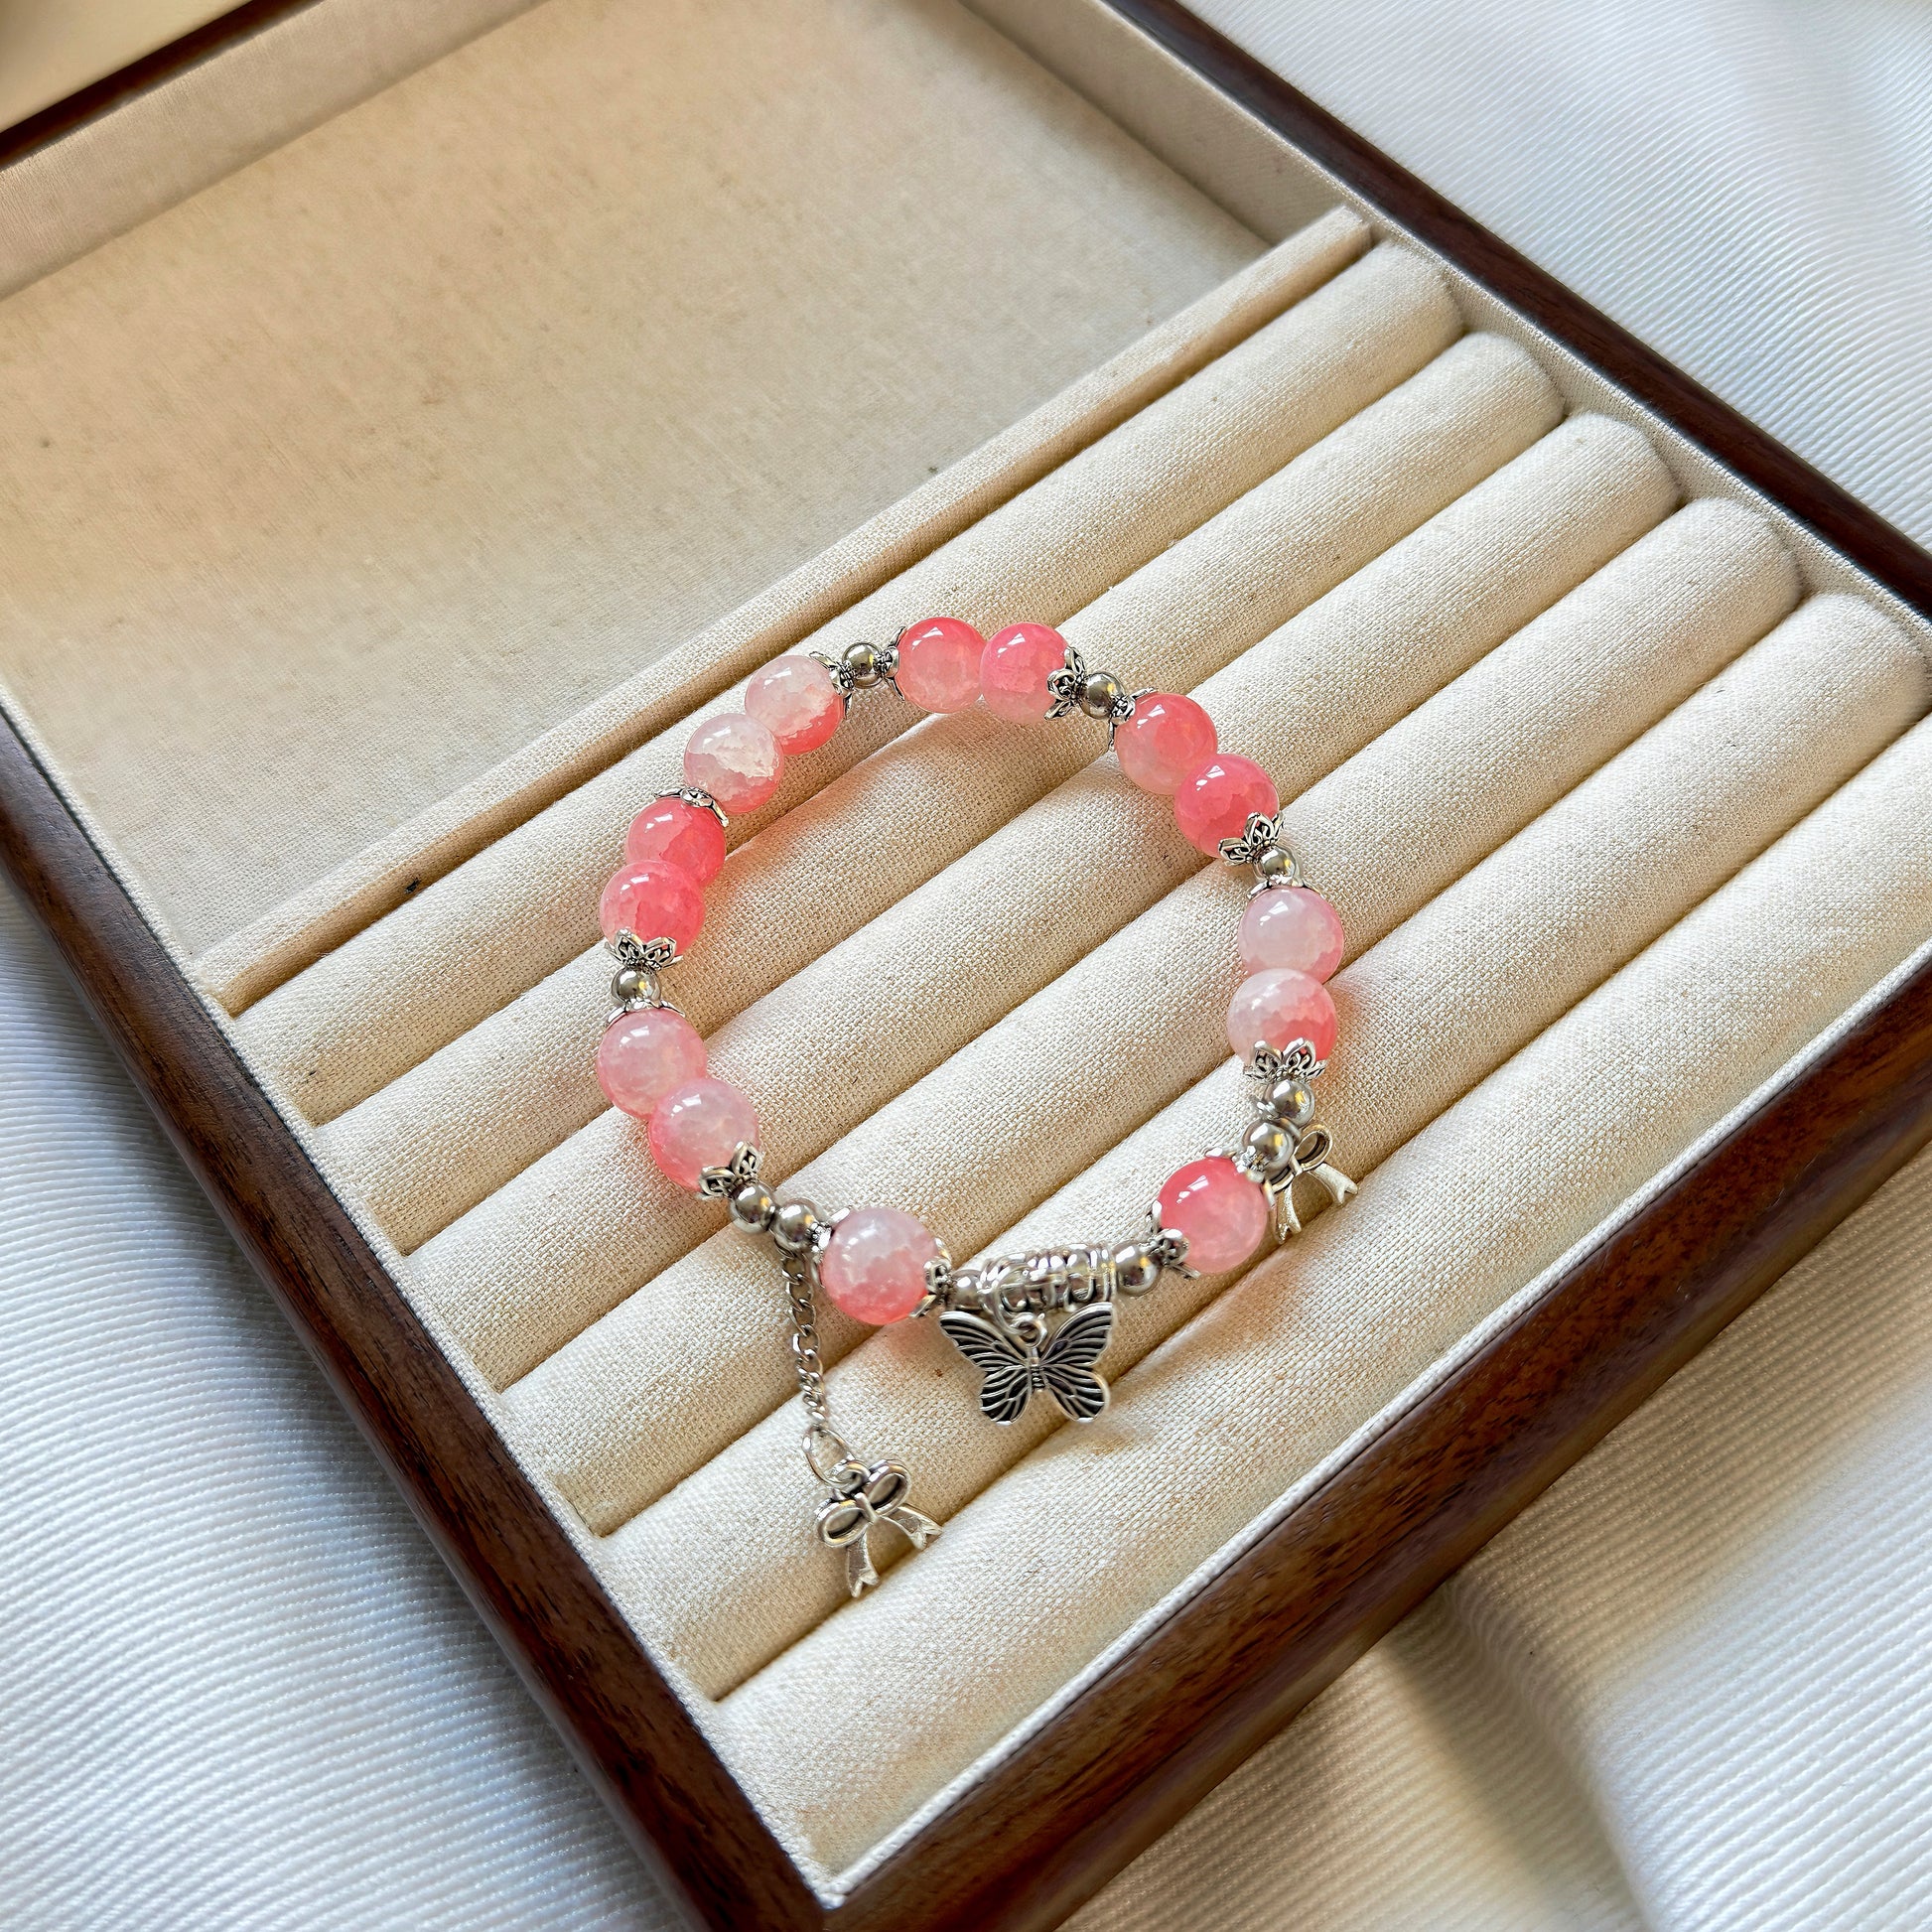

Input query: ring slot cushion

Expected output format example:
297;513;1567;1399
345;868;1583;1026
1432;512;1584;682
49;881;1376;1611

0;0;1928;1901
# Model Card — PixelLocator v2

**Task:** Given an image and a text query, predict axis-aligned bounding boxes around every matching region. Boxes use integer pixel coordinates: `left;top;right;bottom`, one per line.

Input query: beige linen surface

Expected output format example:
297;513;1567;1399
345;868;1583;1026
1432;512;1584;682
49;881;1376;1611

720;710;1932;1876
321;321;1549;1254
0;0;1272;957
428;411;1679;1385
235;235;1447;1122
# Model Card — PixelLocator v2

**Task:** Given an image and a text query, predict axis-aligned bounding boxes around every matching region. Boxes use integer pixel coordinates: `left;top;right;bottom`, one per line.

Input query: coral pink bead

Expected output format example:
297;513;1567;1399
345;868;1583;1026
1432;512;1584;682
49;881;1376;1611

625;796;726;885
1238;888;1344;982
1157;1157;1268;1275
646;1077;759;1191
745;654;844;754
596;1009;707;1119
1226;967;1337;1061
1173;754;1279;855
598;859;705;951
684;711;784;814
980;621;1068;724
819;1205;941;1325
1116;692;1217;795
896;616;986;713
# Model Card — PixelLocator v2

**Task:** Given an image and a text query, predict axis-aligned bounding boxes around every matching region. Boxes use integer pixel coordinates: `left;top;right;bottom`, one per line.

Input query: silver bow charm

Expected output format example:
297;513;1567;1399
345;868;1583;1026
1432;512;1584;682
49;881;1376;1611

814;1457;941;1595
1261;1123;1357;1240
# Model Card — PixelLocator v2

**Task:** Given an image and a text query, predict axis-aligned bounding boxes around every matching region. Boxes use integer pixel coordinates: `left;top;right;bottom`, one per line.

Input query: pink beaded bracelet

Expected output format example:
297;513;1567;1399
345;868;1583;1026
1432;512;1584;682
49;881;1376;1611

595;620;1356;1594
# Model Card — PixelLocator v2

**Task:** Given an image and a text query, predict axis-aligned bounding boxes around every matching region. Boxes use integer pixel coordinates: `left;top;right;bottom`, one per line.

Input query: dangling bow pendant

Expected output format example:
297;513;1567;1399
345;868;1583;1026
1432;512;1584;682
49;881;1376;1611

1260;1123;1357;1239
813;1454;942;1596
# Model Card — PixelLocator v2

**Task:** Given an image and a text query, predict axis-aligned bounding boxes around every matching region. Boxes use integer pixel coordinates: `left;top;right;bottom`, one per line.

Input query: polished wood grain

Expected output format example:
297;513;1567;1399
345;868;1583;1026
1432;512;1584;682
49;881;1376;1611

2;3;1930;1928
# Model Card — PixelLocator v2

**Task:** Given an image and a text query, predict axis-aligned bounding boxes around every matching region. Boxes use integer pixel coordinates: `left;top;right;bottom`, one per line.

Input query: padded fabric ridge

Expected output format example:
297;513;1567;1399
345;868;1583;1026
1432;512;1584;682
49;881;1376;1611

237;237;1453;1125
341;329;1553;1269
419;336;1569;1393
196;213;1369;1014
717;691;1932;1879
616;569;1913;1696
517;499;1833;1548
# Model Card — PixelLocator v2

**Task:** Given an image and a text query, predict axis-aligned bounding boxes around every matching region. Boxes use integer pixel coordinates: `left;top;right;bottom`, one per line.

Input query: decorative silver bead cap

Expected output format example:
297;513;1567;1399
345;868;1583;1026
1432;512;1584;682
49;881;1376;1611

1217;811;1306;896
812;631;900;700
1044;641;1146;744
653;784;728;827
604;927;682;1024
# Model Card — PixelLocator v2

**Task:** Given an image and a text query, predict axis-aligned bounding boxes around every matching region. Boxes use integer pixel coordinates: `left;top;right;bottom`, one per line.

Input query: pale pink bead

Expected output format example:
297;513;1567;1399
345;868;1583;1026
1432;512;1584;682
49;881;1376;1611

1173;754;1279;856
1157;1157;1268;1275
819;1204;941;1325
896;616;986;713
646;1077;759;1191
684;712;783;814
1226;966;1337;1061
1238;888;1344;982
980;621;1068;724
625;796;726;885
598;859;705;950
745;654;844;754
596;1008;707;1119
1116;692;1217;795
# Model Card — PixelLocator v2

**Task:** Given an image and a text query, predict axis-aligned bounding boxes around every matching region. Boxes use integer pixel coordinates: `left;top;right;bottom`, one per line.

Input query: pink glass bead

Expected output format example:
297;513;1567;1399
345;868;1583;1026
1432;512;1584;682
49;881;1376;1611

647;1076;759;1191
980;621;1068;724
745;653;844;755
1157;1157;1268;1275
598;858;705;951
684;711;783;814
818;1204;941;1325
625;796;726;885
1115;692;1217;795
1238;888;1344;982
1226;966;1337;1061
896;616;986;713
1173;754;1279;856
596;1008;707;1119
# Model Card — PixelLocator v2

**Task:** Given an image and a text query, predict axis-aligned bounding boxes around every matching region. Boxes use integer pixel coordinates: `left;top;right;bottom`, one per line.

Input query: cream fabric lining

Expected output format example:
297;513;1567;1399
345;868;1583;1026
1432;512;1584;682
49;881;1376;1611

207;225;1925;1872
7;15;1929;1880
0;0;1265;958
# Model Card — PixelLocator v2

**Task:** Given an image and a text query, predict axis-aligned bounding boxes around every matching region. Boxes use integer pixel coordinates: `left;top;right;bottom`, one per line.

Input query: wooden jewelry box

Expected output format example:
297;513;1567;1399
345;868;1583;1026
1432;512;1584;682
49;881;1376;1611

4;2;1930;1926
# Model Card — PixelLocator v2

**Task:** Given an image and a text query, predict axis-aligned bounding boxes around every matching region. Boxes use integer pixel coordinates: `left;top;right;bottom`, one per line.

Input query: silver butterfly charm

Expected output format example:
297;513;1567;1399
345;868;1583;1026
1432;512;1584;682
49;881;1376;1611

938;1301;1116;1425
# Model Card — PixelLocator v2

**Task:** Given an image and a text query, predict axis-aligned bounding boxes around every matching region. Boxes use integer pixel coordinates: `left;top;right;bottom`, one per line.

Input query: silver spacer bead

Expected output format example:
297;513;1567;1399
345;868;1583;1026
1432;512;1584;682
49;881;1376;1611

1252;845;1296;886
1262;1076;1318;1128
771;1199;824;1254
840;639;897;689
729;1181;777;1233
1076;670;1125;719
1110;1241;1161;1296
1241;1119;1294;1177
653;785;728;827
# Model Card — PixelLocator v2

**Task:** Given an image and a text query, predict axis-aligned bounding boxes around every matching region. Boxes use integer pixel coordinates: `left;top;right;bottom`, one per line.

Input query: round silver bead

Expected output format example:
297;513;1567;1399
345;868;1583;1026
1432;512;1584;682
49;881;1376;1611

1267;1077;1317;1129
771;1199;823;1254
1253;845;1295;885
728;1181;777;1233
611;965;648;1004
1243;1119;1294;1175
1111;1241;1161;1296
1076;670;1124;719
841;641;888;688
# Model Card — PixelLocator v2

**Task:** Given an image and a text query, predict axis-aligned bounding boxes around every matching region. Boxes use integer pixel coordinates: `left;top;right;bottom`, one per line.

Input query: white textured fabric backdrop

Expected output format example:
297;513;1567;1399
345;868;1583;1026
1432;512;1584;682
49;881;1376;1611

5;3;1932;1926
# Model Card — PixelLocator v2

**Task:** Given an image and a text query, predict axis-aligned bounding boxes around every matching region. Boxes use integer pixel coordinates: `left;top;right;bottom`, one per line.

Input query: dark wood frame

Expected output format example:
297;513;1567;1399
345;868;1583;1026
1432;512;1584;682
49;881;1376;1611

5;3;1931;1927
